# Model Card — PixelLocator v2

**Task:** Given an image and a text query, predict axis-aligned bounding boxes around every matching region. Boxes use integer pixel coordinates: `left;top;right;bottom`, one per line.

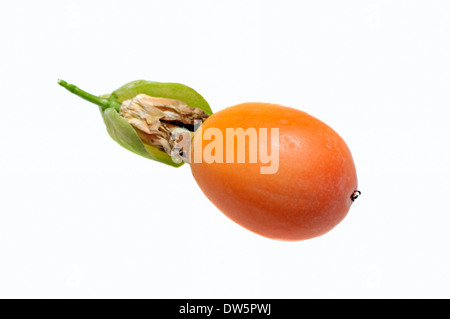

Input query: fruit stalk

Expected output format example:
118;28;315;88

57;79;121;111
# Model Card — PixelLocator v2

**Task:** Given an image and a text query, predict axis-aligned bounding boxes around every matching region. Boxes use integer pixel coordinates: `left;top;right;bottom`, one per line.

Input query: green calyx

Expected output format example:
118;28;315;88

58;79;212;167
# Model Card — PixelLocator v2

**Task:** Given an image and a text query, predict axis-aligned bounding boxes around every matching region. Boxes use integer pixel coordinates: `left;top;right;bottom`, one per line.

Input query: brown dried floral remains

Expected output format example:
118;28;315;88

119;94;209;155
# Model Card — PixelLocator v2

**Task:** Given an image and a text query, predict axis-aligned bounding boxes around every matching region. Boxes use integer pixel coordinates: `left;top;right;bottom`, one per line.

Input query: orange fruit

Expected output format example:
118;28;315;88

190;102;358;241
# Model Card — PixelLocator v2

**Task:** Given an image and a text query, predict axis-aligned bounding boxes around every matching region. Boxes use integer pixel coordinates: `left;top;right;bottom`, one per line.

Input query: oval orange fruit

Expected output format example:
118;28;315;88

190;102;358;241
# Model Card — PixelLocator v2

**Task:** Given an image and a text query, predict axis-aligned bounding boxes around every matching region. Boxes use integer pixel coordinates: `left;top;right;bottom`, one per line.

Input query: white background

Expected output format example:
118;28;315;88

0;0;449;299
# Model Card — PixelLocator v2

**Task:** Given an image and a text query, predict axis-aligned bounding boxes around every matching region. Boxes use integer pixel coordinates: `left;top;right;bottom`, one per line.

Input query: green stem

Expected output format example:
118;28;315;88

58;79;120;111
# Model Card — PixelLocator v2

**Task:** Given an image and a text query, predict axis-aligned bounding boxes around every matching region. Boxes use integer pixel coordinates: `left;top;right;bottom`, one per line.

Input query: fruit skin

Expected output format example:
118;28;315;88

190;103;358;241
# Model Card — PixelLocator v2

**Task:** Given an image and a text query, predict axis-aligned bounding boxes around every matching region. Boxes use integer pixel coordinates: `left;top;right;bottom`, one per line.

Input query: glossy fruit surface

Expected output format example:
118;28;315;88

190;102;358;241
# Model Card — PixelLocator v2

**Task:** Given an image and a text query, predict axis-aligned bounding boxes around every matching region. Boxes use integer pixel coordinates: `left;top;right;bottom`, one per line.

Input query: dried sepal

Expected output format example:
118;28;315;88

119;94;209;156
